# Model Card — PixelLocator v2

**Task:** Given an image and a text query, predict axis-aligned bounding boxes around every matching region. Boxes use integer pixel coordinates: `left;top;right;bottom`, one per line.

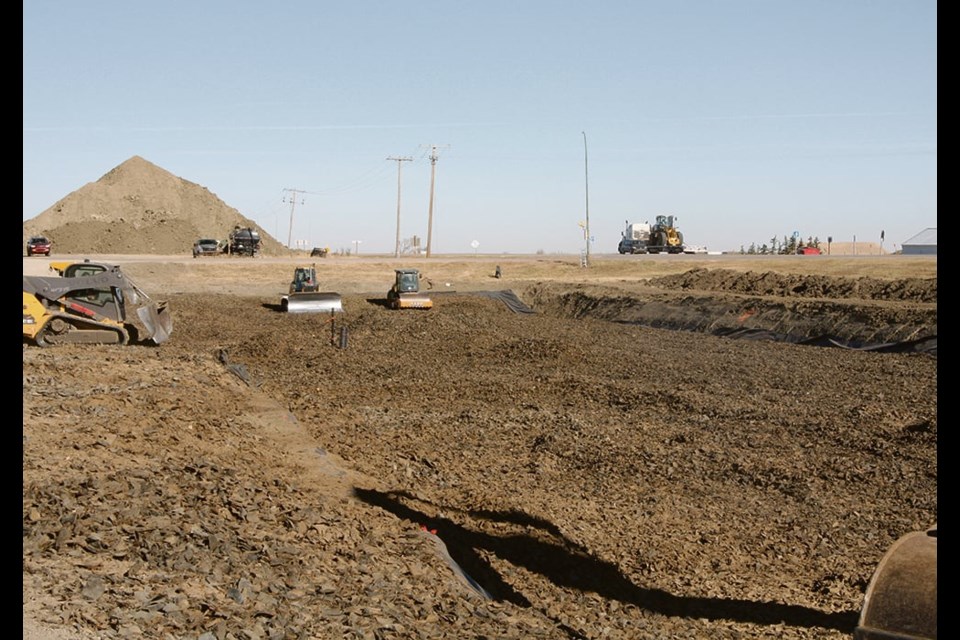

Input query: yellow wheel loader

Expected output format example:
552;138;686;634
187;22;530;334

646;214;685;254
386;268;433;309
23;261;172;347
280;265;343;313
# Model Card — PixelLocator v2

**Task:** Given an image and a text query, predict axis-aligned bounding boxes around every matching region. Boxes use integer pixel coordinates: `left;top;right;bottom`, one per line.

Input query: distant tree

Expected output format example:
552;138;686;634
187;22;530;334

785;235;798;254
747;243;757;254
739;245;746;255
760;243;769;254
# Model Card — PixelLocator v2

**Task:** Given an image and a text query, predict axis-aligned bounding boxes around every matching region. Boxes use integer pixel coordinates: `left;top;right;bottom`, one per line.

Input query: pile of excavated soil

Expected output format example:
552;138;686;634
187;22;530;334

22;156;289;256
23;259;937;640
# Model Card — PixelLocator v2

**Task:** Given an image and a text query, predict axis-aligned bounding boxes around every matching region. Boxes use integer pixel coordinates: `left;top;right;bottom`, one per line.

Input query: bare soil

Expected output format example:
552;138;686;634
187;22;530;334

23;254;937;640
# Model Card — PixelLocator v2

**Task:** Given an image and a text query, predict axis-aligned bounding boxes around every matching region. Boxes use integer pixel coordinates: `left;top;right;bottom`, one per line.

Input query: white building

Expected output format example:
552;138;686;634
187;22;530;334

901;228;937;255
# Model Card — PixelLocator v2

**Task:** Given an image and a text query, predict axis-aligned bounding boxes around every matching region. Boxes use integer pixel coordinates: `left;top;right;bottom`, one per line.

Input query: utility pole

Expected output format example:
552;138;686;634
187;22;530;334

425;145;439;258
283;188;307;249
387;156;413;258
582;132;591;267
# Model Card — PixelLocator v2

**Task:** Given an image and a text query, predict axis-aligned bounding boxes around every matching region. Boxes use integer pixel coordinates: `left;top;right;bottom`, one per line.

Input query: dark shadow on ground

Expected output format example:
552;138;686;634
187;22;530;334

354;487;859;634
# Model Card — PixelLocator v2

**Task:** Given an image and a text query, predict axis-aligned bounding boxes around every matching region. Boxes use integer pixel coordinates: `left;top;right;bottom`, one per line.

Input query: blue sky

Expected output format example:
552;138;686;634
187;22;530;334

23;1;936;254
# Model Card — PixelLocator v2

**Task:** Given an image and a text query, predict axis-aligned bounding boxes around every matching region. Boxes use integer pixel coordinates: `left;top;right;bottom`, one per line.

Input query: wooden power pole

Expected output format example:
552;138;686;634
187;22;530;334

582;132;591;267
387;156;413;258
283;188;307;249
425;146;439;258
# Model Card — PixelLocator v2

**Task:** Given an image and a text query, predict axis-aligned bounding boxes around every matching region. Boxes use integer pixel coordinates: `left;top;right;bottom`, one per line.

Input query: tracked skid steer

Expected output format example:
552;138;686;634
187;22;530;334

387;268;433;310
23;261;172;347
280;265;343;314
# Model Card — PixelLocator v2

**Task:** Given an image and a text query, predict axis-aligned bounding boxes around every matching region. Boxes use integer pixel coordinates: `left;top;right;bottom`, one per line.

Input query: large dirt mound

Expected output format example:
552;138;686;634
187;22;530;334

22;156;287;256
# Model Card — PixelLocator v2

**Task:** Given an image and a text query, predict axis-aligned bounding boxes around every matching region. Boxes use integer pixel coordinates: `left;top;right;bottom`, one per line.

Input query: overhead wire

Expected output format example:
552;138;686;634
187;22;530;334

307;144;422;196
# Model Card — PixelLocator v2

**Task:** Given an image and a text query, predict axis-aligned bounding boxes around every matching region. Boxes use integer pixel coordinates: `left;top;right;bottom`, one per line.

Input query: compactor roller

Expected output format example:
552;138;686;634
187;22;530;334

280;265;343;314
387;268;433;310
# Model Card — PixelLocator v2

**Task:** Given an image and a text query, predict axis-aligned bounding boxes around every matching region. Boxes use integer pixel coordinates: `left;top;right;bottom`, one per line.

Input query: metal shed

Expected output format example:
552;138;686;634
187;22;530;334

901;228;937;255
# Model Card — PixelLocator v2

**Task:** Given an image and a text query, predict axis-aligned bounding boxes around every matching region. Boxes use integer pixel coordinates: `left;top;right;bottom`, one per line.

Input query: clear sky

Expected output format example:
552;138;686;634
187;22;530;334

23;1;937;254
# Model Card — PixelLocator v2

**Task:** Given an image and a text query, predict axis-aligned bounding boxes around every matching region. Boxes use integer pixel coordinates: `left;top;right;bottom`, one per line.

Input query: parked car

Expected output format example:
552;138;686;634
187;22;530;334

26;235;51;256
192;238;221;258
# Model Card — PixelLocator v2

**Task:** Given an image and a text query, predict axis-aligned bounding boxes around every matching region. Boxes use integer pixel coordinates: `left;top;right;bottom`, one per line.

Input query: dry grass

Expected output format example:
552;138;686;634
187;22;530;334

23;253;937;298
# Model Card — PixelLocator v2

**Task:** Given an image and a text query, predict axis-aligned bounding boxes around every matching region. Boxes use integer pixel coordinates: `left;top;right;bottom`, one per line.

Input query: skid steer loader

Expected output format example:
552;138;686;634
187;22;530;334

23;261;172;346
386;268;433;309
280;265;343;313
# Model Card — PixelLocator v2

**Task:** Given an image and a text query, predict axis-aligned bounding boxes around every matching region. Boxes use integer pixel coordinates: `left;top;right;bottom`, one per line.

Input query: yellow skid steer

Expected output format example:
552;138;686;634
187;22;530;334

23;260;172;346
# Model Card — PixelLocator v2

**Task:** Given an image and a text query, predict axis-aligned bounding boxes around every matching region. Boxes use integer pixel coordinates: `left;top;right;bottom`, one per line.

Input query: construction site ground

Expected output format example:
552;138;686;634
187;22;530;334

23;253;937;640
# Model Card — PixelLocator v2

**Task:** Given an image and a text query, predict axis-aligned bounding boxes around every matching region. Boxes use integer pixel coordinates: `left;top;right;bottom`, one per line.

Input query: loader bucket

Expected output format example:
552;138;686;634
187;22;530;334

136;302;173;345
855;525;937;640
282;292;344;314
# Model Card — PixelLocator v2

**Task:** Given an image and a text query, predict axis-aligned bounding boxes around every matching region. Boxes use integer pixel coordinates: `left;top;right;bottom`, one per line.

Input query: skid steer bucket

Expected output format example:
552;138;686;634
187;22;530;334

282;292;344;314
136;302;174;345
855;525;937;640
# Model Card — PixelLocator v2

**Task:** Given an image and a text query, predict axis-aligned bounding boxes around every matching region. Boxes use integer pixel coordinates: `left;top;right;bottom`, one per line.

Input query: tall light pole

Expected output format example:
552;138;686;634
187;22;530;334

582;131;591;266
353;240;361;256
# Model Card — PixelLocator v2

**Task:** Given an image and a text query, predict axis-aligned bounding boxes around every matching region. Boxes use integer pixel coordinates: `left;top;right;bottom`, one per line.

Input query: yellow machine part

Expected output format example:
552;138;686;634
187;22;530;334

22;291;48;341
394;293;433;309
47;260;78;275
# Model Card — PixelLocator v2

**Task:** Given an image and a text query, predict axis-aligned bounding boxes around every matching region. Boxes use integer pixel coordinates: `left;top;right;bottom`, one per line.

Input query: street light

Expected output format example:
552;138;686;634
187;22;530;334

353;240;362;256
582;131;591;267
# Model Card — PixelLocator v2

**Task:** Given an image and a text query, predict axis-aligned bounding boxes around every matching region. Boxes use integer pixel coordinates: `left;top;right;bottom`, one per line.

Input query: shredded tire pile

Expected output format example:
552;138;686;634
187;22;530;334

23;268;937;640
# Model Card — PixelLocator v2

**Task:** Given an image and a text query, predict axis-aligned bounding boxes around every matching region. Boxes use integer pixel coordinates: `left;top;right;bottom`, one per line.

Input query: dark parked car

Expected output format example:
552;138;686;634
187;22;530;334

26;235;51;256
192;238;220;258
